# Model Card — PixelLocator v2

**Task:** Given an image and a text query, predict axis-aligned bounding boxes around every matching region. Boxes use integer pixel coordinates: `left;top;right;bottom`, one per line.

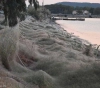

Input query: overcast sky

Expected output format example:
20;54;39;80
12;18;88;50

26;0;100;5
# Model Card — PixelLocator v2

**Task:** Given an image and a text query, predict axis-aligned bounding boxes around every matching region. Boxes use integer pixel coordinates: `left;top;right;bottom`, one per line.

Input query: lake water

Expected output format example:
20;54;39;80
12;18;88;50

56;18;100;45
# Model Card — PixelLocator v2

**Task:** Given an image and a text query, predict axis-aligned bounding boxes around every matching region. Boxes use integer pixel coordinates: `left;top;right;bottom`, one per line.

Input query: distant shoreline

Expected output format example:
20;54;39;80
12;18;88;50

52;14;100;18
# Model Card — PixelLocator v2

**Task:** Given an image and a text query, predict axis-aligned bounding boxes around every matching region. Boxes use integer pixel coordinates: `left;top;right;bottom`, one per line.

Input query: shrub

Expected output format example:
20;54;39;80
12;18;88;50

27;5;51;20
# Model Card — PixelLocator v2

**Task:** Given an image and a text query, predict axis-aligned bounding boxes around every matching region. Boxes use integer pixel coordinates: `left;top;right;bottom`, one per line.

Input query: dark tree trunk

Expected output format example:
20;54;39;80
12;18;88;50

7;0;18;27
29;0;32;5
1;0;8;25
33;0;39;10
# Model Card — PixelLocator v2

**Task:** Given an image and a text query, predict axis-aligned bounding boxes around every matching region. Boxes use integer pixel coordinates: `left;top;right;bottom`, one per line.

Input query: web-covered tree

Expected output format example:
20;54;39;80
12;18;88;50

0;0;39;27
29;0;39;10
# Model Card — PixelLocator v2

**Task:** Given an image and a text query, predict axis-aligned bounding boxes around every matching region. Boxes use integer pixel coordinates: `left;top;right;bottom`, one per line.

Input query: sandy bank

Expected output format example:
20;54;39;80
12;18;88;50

56;20;100;45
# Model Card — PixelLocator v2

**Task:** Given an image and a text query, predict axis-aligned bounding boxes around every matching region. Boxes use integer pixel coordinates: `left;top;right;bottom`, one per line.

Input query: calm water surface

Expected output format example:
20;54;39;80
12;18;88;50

56;18;100;45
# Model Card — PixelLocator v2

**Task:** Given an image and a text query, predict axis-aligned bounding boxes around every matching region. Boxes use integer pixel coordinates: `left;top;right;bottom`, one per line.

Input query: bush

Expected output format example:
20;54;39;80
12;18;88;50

27;5;51;20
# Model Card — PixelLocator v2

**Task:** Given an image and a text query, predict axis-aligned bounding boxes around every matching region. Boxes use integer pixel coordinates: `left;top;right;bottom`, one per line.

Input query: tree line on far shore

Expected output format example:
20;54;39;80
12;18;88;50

45;4;100;15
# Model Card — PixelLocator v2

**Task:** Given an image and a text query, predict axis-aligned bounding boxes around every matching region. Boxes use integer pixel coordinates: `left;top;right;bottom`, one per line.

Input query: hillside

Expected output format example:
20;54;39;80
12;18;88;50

56;2;100;8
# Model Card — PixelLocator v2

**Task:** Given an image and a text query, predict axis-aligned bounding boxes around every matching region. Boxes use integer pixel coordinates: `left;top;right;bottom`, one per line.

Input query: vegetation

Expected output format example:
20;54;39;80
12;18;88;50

56;2;100;8
45;4;100;15
27;6;51;20
0;0;39;27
